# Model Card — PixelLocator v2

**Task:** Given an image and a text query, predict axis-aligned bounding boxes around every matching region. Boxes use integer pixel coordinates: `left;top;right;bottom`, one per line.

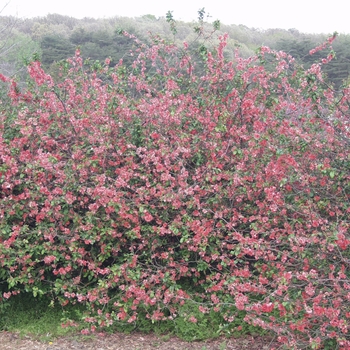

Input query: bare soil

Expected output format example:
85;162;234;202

0;331;281;350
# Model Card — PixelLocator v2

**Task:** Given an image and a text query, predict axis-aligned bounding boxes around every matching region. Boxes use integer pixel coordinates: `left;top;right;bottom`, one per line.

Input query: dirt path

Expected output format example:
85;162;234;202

0;331;280;350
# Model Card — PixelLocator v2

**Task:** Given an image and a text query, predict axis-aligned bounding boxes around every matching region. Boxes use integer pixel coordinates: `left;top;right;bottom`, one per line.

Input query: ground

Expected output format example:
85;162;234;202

0;331;281;350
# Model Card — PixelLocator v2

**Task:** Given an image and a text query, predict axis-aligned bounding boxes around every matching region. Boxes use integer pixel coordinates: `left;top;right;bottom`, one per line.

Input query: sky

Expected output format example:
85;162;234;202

1;0;349;35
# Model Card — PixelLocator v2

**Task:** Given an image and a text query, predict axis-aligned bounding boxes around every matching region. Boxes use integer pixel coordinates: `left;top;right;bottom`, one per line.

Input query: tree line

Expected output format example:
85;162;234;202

1;12;350;90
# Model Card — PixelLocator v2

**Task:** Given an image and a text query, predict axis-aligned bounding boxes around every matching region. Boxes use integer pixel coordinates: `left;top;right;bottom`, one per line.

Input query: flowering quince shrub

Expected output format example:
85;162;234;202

0;24;350;348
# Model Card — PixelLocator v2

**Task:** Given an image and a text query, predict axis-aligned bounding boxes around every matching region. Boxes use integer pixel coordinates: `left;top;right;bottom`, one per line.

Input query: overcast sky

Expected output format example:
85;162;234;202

2;0;349;35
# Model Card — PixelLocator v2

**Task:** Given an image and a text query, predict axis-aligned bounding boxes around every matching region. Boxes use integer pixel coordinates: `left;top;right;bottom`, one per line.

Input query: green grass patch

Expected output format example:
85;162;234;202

0;293;268;342
0;293;85;342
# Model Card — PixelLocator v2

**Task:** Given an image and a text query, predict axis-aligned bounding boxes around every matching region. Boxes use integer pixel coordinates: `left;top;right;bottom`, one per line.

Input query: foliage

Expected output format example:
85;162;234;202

0;13;350;350
0;293;84;341
275;35;350;90
0;7;41;85
40;34;75;67
2;12;350;87
0;5;16;58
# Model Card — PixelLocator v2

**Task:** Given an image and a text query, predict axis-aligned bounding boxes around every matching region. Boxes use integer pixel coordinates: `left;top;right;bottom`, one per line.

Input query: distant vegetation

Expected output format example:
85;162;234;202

1;12;350;89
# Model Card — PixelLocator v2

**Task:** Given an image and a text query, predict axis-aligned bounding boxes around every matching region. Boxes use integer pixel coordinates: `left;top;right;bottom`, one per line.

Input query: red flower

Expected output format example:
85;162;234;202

144;212;153;222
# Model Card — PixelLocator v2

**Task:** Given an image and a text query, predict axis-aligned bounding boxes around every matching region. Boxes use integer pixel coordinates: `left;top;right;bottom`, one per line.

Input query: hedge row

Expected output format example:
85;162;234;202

1;28;350;348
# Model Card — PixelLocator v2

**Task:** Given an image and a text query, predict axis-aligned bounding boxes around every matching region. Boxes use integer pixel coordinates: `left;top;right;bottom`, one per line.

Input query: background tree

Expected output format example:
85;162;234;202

275;35;350;90
0;2;17;76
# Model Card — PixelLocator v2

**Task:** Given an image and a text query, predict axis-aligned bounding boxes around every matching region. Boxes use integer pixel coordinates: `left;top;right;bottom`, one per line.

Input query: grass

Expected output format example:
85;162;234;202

0;291;267;345
0;293;84;342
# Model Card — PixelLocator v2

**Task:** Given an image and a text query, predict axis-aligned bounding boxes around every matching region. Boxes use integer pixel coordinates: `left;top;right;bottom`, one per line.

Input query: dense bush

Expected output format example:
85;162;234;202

0;21;349;349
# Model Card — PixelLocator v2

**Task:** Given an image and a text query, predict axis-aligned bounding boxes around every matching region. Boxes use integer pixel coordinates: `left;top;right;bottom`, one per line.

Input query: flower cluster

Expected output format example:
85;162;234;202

0;30;349;349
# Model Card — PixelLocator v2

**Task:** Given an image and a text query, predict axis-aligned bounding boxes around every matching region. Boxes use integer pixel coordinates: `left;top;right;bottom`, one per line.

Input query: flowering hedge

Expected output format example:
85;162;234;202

0;27;349;349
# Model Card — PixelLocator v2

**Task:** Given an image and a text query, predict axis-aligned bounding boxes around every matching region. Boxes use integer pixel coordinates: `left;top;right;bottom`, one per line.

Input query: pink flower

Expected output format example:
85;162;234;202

261;302;274;313
3;292;11;299
188;316;197;323
0;73;9;82
144;212;153;222
43;255;56;264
